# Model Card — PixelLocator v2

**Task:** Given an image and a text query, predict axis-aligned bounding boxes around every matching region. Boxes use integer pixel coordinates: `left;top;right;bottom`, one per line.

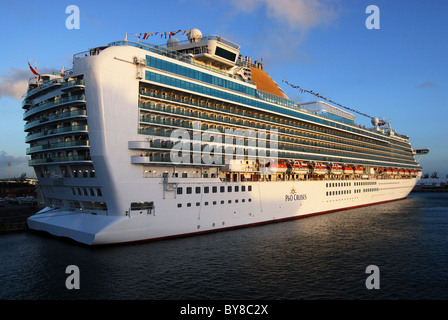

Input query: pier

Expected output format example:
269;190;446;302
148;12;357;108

412;178;448;193
0;179;41;233
0;201;39;233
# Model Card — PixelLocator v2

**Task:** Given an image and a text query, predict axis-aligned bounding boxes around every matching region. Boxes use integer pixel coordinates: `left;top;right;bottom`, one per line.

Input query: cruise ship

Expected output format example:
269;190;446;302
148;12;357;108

24;29;428;245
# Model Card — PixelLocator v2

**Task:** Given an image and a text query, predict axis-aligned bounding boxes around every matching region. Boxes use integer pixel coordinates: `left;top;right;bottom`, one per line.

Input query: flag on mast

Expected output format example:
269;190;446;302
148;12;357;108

28;61;41;81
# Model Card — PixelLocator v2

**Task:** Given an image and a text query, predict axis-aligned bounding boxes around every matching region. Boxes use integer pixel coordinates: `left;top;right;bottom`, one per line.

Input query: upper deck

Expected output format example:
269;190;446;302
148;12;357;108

28;31;411;148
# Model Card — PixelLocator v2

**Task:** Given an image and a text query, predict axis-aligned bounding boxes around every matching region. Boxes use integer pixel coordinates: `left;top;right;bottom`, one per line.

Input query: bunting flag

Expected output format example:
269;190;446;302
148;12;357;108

282;80;374;119
28;61;41;81
134;29;190;40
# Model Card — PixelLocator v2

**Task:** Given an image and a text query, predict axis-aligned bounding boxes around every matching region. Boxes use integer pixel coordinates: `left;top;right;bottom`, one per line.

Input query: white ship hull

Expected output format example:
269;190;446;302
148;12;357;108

28;176;419;245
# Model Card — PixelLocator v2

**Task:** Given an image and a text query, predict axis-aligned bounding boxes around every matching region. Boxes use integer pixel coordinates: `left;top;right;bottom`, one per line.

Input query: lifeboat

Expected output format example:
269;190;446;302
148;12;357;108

399;169;405;175
292;161;309;174
330;164;343;175
392;169;398;175
265;162;287;173
404;170;410;176
354;167;363;174
312;163;328;175
343;166;354;174
224;159;256;172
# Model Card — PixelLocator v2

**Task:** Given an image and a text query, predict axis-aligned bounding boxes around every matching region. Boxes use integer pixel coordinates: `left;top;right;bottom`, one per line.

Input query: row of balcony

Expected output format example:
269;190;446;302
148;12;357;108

138;90;398;145
61;79;85;90
25;78;63;100
137;117;415;165
139;112;414;161
139;109;413;161
26;140;89;154
131;134;419;169
139;95;413;157
25;125;88;142
24;110;87;131
25;78;84;102
129;149;420;171
24;94;86;120
29;154;92;165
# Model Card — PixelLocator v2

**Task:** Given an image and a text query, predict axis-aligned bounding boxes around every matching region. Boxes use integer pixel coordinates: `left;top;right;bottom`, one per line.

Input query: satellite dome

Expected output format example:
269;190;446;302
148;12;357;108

167;37;180;47
188;28;202;43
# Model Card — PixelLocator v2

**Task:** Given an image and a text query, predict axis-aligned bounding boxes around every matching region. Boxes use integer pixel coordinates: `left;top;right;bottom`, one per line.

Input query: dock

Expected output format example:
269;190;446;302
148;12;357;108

0;201;41;233
412;178;448;193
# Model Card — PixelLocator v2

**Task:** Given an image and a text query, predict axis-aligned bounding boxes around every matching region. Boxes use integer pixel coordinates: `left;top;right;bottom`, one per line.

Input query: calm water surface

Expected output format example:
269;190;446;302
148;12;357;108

1;192;447;300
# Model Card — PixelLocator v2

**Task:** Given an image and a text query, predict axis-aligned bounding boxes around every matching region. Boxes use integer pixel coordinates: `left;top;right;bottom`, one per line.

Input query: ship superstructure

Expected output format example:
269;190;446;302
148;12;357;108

24;29;427;245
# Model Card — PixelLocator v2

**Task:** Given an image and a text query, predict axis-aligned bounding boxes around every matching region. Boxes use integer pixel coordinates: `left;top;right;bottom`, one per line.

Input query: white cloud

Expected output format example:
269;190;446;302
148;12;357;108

0;68;30;100
0;66;54;101
227;0;339;67
230;0;337;30
265;0;336;30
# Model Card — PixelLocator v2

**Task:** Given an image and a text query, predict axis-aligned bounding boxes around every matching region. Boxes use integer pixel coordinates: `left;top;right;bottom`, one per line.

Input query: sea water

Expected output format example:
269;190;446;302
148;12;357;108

1;192;447;300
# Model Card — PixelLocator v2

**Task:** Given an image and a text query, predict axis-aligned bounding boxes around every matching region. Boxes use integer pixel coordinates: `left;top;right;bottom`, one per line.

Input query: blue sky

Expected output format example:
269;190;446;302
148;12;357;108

0;0;446;179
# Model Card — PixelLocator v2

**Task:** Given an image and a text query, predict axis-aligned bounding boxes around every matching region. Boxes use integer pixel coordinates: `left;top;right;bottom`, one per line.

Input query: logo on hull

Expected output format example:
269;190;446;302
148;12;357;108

285;187;307;201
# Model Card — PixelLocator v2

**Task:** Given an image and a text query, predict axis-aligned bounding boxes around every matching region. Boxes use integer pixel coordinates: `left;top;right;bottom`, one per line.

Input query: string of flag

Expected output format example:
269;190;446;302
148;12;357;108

282;80;374;119
134;29;191;40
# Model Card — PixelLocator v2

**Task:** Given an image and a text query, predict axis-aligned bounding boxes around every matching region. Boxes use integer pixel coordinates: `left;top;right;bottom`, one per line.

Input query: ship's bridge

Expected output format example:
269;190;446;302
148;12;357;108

165;28;240;70
413;148;430;162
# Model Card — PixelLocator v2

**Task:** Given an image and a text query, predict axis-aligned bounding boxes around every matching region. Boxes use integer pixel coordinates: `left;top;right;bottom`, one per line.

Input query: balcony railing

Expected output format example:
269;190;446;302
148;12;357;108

24;94;86;119
138;97;414;160
24;110;87;130
136;120;419;169
25;125;88;142
61;79;85;88
29;154;92;165
25;78;63;98
26;140;89;154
